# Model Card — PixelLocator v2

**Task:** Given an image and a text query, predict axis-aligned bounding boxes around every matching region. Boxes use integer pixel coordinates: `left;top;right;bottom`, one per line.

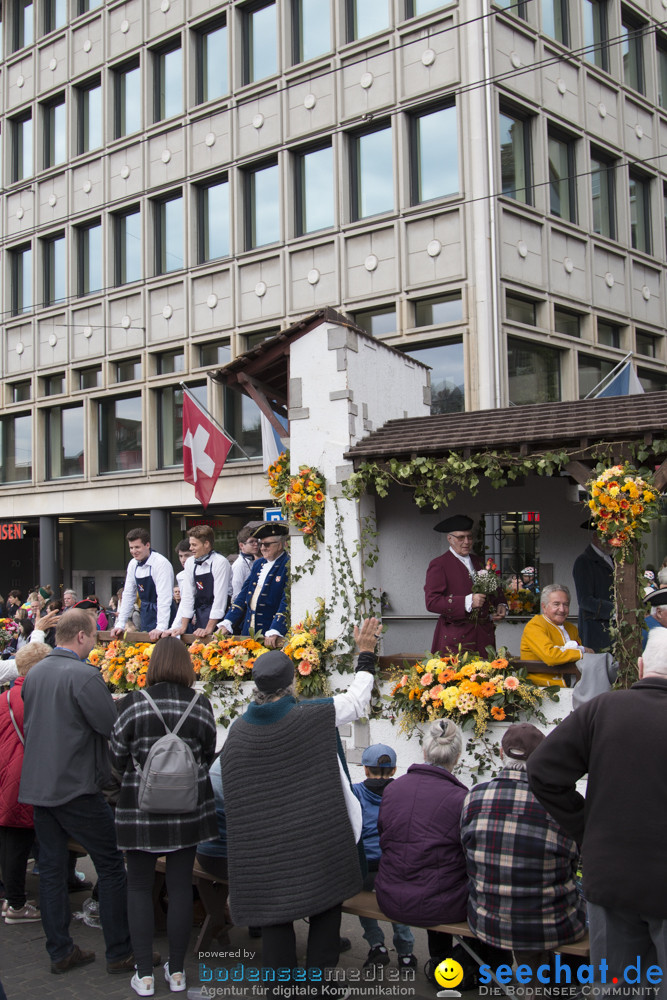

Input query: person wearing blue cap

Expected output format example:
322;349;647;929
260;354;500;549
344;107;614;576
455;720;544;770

352;744;416;972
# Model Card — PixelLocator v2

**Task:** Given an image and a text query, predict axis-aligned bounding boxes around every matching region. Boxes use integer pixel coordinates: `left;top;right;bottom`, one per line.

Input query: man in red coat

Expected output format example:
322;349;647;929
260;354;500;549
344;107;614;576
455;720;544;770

425;515;506;656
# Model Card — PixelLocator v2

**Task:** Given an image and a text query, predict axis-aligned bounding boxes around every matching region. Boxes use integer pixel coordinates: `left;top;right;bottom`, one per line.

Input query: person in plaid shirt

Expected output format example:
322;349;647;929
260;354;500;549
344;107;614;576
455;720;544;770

460;724;586;983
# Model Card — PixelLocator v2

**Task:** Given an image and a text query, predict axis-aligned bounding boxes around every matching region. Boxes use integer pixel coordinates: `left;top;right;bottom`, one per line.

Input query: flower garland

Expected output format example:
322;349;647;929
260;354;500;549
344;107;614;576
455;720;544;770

587;464;660;548
389;653;545;735
282;599;335;697
267;450;326;549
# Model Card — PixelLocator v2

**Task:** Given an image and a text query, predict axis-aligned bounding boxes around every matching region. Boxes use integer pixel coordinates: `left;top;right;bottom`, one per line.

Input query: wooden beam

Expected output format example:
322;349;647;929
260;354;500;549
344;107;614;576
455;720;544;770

654;457;667;491
237;373;289;440
564;461;593;486
233;370;288;408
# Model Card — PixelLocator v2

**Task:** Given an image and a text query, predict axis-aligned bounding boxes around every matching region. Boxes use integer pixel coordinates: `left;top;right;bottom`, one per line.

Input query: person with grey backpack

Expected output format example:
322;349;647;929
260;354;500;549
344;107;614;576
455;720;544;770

110;638;217;997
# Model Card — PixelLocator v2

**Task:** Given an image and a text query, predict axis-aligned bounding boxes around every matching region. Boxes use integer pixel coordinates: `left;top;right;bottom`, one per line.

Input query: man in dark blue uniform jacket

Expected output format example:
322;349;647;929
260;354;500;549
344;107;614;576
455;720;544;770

218;523;289;647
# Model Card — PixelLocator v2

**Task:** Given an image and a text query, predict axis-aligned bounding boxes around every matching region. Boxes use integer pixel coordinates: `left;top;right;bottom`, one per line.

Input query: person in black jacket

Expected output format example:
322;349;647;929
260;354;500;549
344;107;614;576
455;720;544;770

572;527;614;652
527;627;667;992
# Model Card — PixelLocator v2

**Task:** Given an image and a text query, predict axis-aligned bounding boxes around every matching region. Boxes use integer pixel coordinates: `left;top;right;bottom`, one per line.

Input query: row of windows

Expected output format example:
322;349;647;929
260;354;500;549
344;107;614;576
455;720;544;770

3;0;447;62
501;107;664;255
505;0;667;110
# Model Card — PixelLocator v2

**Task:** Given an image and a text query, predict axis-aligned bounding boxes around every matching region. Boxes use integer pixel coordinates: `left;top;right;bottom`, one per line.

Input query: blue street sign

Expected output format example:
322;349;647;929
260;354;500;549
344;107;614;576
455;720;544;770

264;508;285;522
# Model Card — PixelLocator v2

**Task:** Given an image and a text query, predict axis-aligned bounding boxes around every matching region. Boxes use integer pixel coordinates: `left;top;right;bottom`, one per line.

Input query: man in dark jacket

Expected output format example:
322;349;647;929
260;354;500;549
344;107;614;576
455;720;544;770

527;627;667;990
19;610;137;976
572;528;614;651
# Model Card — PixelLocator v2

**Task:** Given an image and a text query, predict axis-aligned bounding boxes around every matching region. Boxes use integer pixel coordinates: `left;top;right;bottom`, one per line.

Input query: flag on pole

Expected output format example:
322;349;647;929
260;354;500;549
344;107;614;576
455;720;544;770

595;361;644;397
260;411;287;471
182;392;233;509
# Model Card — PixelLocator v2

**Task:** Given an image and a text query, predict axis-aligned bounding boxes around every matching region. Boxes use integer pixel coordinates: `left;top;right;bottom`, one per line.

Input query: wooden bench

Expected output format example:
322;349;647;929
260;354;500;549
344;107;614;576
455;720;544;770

153;856;232;953
342;890;589;994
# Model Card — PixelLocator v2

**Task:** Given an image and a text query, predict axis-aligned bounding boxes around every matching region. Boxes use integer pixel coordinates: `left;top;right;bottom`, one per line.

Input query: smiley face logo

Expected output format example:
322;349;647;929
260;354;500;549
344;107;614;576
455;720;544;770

434;958;464;990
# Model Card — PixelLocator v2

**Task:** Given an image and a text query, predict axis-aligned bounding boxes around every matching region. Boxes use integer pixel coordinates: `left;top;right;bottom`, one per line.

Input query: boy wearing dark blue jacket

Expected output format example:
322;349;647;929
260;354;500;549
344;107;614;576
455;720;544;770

352;744;416;970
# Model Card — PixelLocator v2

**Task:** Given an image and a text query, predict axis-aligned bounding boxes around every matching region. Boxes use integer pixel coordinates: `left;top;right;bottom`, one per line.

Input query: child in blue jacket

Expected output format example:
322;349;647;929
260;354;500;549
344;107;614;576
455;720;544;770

352;744;416;970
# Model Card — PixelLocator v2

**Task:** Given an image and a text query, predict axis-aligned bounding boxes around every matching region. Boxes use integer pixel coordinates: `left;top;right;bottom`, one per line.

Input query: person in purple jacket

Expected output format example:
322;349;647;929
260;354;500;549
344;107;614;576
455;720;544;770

374;719;509;988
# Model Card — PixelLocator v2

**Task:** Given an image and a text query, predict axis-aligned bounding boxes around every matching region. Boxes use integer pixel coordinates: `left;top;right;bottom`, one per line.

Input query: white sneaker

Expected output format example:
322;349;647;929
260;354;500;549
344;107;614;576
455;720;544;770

164;961;186;992
131;972;155;996
5;902;41;924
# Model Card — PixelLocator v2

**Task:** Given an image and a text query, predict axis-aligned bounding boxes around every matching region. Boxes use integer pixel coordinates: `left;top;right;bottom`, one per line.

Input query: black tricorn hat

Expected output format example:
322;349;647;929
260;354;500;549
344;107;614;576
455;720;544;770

644;589;667;607
252;522;289;540
434;515;474;534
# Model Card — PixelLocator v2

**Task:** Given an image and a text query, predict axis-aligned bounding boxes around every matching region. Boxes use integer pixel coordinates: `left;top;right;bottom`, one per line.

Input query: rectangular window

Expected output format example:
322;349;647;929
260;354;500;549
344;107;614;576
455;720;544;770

46;404;84;479
196;21;228;103
295;145;334;235
410;105;458;204
347;0;389;40
77;365;101;389
98;394;142;474
506;293;537;325
499;110;531;204
43;373;64;395
414;292;463;327
43;234;66;306
43;97;66;168
78;79;102;153
78;0;102;11
11;381;31;402
0;414;32;482
199;341;231;367
224;392;262;460
591;152;615;239
12;114;33;182
638;368;667;393
658;39;667;109
243;2;277;84
621;11;644;94
154;42;182;122
407;0;448;15
154;194;184;274
44;0;65;33
636;331;658;357
294;0;330;62
114;60;141;138
352;307;397;337
629;172;651;254
245;162;279;248
198;178;230;262
77;220;102;295
116;357;141;382
541;0;568;43
114;207;141;285
597;321;620;348
508;337;561;404
582;0;608;71
494;0;528;17
401;339;465;414
157;386;183;468
554;307;581;337
13;0;32;50
11;245;32;315
155;349;185;375
351;124;393;220
548;132;576;222
578;352;614;397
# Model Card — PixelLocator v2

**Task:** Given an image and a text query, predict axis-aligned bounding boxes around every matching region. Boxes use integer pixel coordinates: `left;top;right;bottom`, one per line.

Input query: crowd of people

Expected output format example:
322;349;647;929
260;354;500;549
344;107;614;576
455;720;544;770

0;512;665;999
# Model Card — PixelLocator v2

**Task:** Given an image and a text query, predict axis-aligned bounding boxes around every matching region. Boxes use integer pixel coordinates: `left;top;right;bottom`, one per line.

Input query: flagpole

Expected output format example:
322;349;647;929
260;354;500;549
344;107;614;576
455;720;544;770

179;382;253;460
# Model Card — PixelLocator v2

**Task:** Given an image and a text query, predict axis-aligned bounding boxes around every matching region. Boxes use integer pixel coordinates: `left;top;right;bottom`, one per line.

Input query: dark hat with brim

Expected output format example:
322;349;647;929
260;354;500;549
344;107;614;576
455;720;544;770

434;515;474;534
252;650;294;692
644;589;667;607
501;723;544;761
74;598;100;611
252;522;289;540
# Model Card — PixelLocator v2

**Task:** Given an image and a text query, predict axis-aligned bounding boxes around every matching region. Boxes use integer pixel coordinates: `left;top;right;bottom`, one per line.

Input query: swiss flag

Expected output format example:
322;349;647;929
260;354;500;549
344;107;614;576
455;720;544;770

182;392;233;509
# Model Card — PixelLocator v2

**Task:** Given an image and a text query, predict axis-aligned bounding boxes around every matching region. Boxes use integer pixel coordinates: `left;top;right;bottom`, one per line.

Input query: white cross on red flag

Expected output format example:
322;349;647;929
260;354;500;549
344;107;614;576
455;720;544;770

182;392;233;509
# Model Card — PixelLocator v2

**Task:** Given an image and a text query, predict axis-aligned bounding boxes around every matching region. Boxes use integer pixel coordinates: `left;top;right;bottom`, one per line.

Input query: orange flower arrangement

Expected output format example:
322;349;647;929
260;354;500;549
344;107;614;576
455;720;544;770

268;450;326;550
389;652;543;735
587;464;660;549
188;636;267;685
92;640;153;692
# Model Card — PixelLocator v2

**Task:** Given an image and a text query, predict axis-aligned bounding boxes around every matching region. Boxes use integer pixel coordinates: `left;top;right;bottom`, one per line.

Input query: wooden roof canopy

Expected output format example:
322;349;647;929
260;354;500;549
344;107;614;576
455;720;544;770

345;393;667;490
